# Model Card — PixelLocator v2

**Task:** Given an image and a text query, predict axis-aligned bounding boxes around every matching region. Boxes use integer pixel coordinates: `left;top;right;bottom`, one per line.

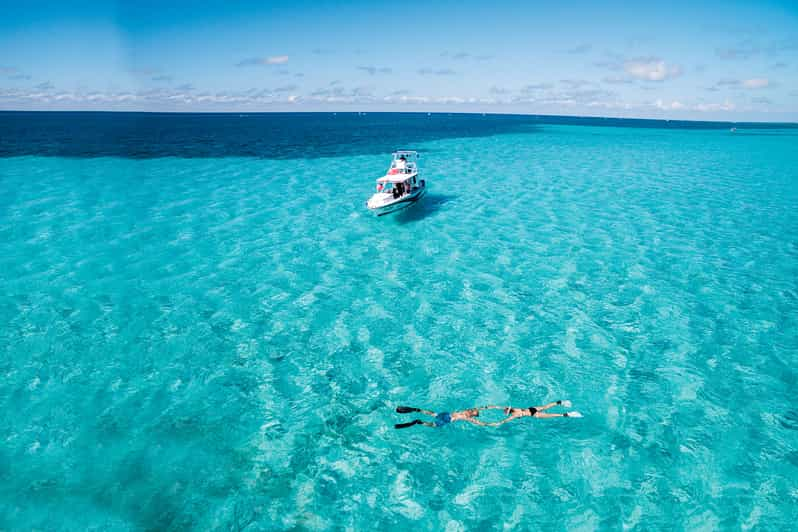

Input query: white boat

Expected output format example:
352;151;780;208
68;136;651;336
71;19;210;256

366;151;427;216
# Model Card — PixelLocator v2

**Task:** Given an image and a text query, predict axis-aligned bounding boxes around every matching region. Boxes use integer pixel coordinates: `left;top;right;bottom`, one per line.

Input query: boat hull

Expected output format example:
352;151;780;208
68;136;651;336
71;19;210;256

368;184;427;216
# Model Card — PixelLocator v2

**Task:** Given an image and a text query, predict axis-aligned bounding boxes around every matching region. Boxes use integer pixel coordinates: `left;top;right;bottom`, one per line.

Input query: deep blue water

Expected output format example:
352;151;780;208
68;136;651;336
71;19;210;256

1;111;795;159
1;112;797;530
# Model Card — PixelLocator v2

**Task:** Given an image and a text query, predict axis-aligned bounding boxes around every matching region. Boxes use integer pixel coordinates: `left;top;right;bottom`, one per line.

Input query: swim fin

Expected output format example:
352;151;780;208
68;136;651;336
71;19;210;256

395;420;423;429
396;406;421;414
564;411;582;418
560;400;572;408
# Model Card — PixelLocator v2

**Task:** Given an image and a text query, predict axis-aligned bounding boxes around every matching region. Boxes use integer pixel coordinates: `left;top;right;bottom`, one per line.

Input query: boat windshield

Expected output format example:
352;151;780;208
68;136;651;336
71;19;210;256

377;179;413;197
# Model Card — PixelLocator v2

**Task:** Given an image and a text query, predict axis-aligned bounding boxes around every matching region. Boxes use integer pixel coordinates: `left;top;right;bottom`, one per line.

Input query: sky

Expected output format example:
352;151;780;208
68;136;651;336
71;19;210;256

1;0;797;121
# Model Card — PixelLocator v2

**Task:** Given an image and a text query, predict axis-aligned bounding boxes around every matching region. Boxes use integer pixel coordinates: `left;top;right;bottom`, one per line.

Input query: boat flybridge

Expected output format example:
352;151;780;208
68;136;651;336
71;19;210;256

366;151;427;216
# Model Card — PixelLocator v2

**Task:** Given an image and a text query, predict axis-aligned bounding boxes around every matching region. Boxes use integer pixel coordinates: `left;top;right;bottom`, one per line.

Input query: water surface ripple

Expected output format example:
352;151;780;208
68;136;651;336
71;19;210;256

1;117;796;530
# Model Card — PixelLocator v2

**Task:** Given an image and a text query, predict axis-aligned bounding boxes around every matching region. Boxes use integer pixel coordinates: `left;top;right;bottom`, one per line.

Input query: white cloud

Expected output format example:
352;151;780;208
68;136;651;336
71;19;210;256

560;79;594;89
436;96;466;104
489;86;510;95
417;68;457;76
383;94;430;104
710;78;771;90
655;99;685;110
380;94;498;105
0;83;752;117
440;51;492;61
0;86;305;108
2;66;31;80
236;55;289;67
716;44;759;60
357;66;392;75
307;85;375;103
513;88;619;107
716;38;798;61
602;76;633;85
693;100;735;112
742;78;768;89
521;83;554;92
624;58;682;81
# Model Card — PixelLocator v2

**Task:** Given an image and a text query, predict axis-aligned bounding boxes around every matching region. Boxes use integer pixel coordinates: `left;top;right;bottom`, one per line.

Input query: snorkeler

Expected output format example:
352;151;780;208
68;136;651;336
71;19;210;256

394;406;488;429
489;400;582;426
394;401;581;429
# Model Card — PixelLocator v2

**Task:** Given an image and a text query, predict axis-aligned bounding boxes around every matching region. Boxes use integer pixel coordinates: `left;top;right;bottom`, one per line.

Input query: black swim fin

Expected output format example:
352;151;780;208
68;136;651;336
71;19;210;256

396;406;421;414
395;420;423;429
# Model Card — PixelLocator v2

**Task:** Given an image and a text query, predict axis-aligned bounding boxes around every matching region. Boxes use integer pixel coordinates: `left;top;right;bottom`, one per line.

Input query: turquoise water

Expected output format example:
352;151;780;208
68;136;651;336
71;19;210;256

1;116;797;530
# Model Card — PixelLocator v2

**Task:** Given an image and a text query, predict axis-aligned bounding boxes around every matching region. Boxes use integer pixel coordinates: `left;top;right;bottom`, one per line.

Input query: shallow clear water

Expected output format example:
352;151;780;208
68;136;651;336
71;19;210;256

1;114;797;530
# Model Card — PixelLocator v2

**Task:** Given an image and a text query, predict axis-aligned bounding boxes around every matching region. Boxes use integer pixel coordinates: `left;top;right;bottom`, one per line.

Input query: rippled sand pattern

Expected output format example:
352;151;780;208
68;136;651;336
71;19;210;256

1;124;797;529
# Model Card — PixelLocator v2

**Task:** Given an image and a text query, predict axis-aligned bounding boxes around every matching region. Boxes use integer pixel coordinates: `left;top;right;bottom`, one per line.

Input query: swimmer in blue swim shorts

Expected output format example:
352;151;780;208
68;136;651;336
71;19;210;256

394;406;484;429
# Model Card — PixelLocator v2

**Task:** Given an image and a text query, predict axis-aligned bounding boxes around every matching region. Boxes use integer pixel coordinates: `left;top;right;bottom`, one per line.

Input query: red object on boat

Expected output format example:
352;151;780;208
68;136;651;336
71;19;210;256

389;169;398;175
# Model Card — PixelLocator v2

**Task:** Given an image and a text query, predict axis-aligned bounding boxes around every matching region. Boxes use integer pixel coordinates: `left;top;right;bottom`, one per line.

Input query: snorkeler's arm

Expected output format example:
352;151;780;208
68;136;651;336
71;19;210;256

464;418;495;426
476;405;509;411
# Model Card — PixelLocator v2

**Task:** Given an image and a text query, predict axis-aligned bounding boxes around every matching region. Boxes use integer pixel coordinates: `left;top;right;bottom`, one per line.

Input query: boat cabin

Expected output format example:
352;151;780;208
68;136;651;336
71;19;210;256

376;174;419;198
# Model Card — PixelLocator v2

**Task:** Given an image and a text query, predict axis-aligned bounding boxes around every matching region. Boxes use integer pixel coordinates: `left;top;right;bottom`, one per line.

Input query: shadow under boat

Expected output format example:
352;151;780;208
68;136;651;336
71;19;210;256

393;193;456;223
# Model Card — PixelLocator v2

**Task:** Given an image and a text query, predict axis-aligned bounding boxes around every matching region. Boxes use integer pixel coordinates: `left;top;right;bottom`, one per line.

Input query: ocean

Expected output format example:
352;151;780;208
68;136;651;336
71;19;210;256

1;111;797;530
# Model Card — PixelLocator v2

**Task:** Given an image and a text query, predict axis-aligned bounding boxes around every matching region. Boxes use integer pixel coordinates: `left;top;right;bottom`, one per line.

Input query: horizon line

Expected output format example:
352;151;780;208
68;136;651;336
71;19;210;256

1;109;797;126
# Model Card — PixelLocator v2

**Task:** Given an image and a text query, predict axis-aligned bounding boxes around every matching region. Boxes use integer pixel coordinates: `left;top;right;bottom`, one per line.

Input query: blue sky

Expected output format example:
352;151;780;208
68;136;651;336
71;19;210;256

1;0;797;120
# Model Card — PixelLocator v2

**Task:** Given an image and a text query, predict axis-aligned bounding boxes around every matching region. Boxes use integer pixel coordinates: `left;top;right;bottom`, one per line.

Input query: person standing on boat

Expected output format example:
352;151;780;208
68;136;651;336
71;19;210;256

394;155;407;173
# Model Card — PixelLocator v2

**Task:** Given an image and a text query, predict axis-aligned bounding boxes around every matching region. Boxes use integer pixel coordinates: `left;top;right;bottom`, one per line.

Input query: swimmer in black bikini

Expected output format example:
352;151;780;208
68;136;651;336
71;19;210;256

394;401;581;429
489;400;582;425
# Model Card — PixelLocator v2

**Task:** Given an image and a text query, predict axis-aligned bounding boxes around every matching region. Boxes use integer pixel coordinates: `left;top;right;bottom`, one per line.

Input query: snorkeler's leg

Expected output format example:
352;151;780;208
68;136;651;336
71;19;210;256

534;411;582;419
469;417;516;426
395;406;436;416
395;420;436;429
535;400;572;411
